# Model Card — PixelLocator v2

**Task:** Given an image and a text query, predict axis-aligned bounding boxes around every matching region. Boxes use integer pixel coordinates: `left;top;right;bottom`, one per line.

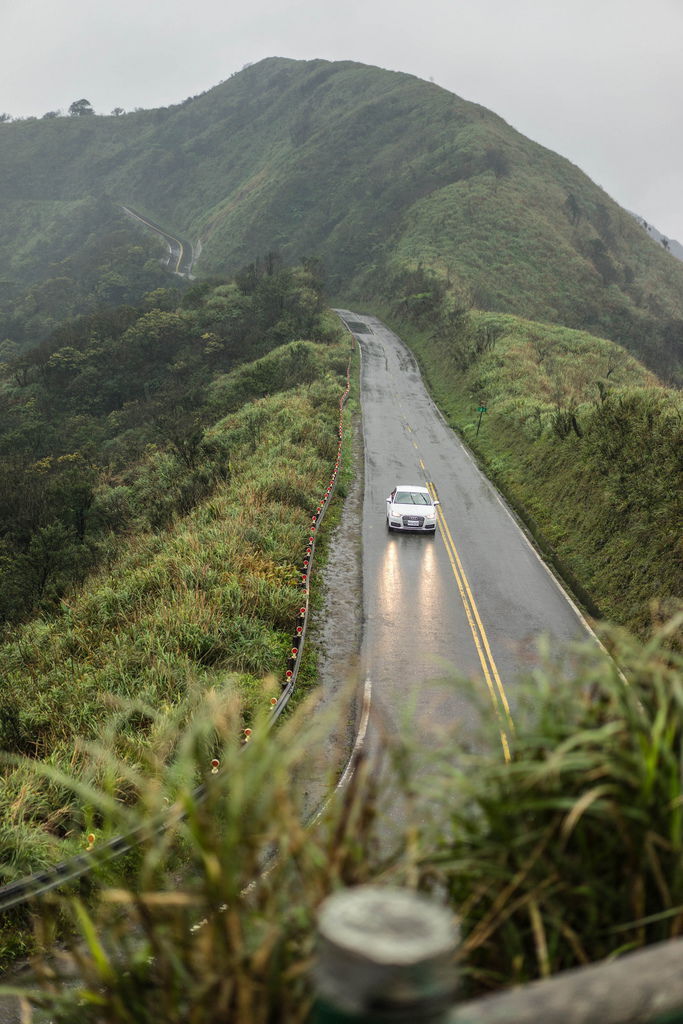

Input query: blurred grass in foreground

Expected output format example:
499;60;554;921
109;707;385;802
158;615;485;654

3;616;682;1020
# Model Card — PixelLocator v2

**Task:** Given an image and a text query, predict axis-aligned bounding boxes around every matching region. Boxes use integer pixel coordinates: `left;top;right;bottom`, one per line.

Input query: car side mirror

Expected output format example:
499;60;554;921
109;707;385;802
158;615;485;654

433;500;440;506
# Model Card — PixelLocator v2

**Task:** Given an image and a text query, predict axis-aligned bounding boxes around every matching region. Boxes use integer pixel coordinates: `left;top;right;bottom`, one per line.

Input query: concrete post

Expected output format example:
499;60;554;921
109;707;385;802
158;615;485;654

311;885;459;1023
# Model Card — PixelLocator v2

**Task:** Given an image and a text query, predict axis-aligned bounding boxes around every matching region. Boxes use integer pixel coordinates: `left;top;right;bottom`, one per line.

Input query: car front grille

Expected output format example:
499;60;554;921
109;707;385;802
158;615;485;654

402;515;425;528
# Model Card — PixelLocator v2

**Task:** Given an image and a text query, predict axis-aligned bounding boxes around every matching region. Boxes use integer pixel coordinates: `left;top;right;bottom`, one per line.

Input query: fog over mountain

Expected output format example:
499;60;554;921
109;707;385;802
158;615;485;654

1;0;681;244
2;57;682;380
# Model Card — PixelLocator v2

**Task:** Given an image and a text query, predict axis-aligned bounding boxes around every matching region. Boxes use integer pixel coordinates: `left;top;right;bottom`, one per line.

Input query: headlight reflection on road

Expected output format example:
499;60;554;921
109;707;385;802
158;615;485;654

373;534;445;683
417;534;438;604
378;538;401;619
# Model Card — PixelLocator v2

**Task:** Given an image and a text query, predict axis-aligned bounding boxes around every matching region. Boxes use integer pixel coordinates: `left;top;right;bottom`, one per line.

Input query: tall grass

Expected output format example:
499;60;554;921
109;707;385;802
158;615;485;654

3;620;683;1017
3;690;402;1023
420;616;683;993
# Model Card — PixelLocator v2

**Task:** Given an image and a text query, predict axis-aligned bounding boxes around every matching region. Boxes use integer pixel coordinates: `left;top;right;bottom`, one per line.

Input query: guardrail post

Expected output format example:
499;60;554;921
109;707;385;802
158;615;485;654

310;885;459;1023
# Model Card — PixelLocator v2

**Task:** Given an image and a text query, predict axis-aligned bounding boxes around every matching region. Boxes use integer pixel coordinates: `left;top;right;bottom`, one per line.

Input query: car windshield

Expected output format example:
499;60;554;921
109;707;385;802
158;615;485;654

395;491;431;505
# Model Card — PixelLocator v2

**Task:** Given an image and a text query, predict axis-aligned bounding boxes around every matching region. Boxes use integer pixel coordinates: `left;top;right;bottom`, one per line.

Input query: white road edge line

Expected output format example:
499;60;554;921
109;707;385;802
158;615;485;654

305;676;374;831
336;677;373;792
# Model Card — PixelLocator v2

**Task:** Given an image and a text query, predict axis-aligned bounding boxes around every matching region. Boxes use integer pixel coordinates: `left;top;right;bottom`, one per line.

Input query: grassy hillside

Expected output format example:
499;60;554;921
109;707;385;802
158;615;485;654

1;58;682;378
4;609;683;1006
384;304;682;636
0;380;349;944
0;338;352;962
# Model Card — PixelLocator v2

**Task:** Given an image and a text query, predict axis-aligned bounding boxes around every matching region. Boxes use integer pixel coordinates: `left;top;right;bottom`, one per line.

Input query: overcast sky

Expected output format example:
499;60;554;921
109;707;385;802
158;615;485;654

2;0;681;241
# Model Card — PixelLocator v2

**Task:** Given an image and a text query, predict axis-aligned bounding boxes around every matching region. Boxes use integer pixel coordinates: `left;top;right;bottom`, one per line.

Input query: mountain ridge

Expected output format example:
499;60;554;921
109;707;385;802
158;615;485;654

630;210;683;262
1;56;682;378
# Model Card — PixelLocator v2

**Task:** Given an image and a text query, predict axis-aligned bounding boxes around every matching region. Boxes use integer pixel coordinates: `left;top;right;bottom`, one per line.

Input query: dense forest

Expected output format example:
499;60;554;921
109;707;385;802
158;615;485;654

0;256;337;627
0;197;174;354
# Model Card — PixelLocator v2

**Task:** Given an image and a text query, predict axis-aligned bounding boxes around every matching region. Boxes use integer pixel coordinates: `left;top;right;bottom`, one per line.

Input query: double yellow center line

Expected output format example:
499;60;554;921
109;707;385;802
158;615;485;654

425;479;514;762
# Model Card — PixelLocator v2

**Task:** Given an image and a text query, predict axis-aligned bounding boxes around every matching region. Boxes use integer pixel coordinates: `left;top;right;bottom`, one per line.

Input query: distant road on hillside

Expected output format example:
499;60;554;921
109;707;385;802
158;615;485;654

121;206;195;277
337;311;595;762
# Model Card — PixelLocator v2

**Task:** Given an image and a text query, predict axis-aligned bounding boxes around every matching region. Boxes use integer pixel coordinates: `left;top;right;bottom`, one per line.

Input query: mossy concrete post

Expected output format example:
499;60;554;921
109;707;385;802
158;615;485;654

311;885;459;1023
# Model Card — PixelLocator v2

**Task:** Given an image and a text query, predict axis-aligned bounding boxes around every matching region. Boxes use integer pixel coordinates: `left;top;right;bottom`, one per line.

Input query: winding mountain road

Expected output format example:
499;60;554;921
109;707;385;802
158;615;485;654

337;311;594;761
121;206;194;276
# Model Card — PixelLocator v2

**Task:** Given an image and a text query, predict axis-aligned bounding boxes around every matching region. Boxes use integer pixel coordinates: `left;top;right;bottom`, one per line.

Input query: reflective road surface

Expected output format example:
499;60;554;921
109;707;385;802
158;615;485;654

337;311;594;762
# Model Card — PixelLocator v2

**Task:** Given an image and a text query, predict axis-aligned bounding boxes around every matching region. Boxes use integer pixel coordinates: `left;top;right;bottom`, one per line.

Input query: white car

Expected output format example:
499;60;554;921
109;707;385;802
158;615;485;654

386;484;439;532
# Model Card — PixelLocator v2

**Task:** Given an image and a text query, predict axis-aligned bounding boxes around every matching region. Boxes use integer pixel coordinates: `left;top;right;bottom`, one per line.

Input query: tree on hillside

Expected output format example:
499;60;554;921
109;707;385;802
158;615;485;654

483;146;510;178
565;192;582;226
68;98;94;117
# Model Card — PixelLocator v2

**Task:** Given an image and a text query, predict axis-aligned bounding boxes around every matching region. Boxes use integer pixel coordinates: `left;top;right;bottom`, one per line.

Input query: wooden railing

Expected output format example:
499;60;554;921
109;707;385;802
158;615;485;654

311;886;683;1024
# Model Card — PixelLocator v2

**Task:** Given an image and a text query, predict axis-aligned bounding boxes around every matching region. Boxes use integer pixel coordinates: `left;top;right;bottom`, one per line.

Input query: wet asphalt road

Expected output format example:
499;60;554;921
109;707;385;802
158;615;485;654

337;311;593;761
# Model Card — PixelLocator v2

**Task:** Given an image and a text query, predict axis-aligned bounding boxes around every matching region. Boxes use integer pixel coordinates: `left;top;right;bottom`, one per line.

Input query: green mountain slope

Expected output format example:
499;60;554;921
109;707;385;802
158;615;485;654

1;57;682;377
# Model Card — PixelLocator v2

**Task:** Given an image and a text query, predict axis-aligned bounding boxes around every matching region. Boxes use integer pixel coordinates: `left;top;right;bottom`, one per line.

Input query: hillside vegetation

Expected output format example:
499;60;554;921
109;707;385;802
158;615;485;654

0;263;352;960
1;58;683;379
0;259;339;625
1;54;682;1005
5;618;683;1014
0;196;177;352
385;298;682;635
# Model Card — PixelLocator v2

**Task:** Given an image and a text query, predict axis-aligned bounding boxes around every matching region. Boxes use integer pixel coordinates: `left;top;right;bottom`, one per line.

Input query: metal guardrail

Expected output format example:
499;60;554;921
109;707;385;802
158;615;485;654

0;805;189;913
0;347;354;913
270;356;351;723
